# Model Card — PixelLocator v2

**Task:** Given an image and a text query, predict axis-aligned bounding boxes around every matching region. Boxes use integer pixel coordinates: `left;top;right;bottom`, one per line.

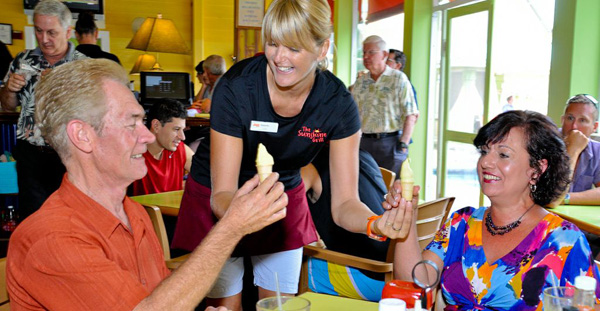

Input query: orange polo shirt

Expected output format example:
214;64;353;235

6;175;171;310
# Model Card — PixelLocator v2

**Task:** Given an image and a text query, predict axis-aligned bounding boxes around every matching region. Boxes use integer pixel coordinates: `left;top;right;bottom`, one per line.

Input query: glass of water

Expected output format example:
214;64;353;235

543;286;575;311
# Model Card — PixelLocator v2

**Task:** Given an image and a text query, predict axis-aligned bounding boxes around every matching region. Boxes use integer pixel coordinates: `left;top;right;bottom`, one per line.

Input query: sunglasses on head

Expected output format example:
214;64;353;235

567;94;598;109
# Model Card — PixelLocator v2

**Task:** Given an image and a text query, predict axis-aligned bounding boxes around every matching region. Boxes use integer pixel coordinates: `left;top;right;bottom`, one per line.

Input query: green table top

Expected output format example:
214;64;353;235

299;292;378;311
130;190;183;216
546;204;600;235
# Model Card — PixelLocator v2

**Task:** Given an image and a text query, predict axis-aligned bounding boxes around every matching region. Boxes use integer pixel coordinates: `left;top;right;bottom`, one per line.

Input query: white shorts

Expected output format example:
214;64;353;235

206;247;303;298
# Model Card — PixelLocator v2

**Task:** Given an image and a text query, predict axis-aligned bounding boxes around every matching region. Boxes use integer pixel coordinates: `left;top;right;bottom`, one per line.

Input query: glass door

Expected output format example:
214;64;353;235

439;1;493;211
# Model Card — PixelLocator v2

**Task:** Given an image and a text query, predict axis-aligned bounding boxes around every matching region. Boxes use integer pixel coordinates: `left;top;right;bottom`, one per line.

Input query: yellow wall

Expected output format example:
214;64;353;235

193;0;234;65
192;0;235;92
1;0;28;57
0;0;194;89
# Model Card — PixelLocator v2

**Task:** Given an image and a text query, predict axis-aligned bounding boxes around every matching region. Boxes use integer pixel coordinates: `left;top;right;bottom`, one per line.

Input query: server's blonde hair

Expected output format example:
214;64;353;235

262;0;332;70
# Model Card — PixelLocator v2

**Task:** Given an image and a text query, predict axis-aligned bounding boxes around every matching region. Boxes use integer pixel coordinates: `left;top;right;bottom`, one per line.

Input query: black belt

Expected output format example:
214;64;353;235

362;131;400;139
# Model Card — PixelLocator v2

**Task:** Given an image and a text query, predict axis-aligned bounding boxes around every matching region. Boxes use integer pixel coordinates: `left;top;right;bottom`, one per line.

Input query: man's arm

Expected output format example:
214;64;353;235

568;187;600;205
397;73;418;146
134;174;287;311
194;84;208;102
399;114;418;145
548;130;588;207
183;144;194;173
0;73;25;111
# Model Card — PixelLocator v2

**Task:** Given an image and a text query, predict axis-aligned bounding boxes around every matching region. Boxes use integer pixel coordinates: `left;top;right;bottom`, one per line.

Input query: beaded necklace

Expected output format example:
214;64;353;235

485;202;536;236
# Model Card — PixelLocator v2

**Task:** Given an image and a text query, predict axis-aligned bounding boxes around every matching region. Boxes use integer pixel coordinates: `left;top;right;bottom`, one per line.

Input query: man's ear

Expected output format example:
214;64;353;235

151;119;161;133
66;120;93;153
66;27;72;41
594;121;599;133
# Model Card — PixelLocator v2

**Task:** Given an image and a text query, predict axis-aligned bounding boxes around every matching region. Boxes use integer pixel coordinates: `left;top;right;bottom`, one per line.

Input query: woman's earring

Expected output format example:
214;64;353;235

530;183;537;193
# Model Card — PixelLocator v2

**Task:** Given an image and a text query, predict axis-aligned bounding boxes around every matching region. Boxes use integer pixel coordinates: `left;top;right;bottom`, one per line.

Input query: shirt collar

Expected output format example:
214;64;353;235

56;174;147;238
30;42;76;63
382;65;395;76
366;65;393;81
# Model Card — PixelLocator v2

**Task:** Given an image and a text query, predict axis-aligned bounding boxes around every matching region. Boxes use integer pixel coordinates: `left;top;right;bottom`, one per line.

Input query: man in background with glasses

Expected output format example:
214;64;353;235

386;49;406;71
0;0;87;221
352;36;418;176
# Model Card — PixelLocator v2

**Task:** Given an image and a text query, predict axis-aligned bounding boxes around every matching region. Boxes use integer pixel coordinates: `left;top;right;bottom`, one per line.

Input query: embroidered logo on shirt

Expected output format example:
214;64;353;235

297;126;327;143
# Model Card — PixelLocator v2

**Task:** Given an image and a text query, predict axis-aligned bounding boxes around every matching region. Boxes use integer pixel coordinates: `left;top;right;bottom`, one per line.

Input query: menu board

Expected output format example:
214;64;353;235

236;0;264;29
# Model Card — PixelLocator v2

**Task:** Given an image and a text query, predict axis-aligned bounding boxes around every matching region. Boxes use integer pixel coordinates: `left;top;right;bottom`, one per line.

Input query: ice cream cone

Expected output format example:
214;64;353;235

257;165;273;183
255;143;274;183
400;158;414;201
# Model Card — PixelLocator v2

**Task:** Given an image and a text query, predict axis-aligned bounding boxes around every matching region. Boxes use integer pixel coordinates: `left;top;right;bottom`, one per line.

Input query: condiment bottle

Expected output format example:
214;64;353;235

2;205;18;232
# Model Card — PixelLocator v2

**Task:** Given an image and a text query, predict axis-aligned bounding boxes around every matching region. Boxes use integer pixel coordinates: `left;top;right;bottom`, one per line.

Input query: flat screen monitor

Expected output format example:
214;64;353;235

24;0;104;15
140;71;193;108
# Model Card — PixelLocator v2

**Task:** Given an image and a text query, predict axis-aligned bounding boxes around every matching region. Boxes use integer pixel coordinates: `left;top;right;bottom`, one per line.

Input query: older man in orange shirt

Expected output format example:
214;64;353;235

6;59;287;311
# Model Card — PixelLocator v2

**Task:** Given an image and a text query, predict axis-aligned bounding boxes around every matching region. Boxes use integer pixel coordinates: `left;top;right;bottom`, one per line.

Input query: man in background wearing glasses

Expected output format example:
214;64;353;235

352;35;418;176
386;49;406;71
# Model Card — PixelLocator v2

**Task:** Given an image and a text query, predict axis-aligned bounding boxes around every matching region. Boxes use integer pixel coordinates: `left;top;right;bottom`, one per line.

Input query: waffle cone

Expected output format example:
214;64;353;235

401;182;414;201
257;165;272;182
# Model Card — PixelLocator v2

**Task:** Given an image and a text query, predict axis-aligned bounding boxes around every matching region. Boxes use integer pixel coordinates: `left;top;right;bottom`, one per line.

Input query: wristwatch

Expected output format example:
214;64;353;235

563;193;570;205
399;141;409;150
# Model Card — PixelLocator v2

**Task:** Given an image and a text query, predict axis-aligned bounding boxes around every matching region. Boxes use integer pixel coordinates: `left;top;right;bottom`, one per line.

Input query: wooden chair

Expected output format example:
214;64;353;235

379;167;396;191
0;257;9;311
298;197;455;300
415;197;455;250
143;205;189;270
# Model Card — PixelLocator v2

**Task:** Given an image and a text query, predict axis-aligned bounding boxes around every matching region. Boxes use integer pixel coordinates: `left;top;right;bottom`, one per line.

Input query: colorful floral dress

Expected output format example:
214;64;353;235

426;206;600;311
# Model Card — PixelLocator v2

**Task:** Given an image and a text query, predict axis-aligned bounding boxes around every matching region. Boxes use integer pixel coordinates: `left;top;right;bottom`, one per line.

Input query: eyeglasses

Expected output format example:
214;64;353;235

363;50;382;56
386;59;397;64
567;94;598;109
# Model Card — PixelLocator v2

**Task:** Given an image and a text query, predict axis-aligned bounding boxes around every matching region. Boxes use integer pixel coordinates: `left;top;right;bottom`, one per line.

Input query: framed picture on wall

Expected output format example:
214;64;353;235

0;24;12;45
236;0;264;29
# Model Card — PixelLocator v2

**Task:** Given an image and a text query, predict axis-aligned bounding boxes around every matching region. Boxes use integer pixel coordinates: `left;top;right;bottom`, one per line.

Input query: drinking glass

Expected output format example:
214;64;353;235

256;296;310;311
543;286;575;311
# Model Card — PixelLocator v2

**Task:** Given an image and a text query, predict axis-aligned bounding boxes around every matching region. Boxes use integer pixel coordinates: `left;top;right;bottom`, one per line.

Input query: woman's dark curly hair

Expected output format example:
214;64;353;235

473;110;570;206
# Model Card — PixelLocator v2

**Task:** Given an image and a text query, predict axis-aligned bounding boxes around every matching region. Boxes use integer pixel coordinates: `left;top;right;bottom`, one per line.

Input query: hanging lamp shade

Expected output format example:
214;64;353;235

129;54;158;75
126;14;190;55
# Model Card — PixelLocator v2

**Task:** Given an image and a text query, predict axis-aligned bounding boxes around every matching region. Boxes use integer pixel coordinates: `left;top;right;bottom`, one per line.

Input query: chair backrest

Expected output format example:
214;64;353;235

379;167;396;191
144;205;171;261
0;257;9;310
416;197;455;250
298;197;455;302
